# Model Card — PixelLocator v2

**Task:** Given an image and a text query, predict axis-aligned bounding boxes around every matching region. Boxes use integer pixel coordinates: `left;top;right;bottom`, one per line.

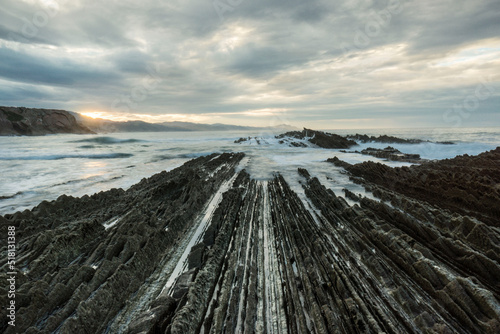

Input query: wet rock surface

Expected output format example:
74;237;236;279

341;146;423;162
329;147;500;227
276;128;356;148
0;153;244;333
345;133;454;145
235;128;356;148
1;148;499;333
235;129;454;149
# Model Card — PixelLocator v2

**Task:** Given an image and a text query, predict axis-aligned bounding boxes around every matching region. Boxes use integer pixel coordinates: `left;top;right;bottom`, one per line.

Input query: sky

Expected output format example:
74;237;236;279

0;0;499;129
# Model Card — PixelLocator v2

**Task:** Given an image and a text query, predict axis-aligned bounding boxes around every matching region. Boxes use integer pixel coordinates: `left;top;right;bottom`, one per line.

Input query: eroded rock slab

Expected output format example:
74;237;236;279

345;133;454;145
328;147;500;227
0;153;244;333
276;128;356;149
235;128;356;149
341;146;423;163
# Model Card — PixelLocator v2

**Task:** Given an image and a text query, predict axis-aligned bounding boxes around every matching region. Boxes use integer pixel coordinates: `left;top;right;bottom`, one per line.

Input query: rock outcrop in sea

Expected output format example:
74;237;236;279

0;107;94;136
345;134;454;145
1;148;499;333
235;128;357;148
276;128;357;148
341;146;423;162
345;133;426;144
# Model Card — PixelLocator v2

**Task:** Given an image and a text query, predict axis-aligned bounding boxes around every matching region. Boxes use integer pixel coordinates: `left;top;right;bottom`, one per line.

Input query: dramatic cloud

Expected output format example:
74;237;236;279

0;0;498;128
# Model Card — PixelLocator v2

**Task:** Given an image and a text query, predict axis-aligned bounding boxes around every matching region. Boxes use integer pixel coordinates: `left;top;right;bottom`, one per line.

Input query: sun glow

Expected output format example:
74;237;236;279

80;111;113;120
78;111;213;123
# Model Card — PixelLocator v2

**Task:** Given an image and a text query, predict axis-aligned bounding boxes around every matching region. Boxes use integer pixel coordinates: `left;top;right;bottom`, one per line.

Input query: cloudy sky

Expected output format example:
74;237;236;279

1;0;499;128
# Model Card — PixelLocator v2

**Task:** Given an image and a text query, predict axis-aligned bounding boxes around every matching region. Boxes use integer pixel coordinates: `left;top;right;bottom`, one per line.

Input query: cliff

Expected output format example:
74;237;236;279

0;107;94;136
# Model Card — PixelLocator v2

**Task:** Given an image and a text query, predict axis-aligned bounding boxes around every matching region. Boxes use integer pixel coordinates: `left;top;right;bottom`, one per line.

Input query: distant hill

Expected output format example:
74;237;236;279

0;106;298;135
72;113;298;133
0;107;94;136
159;121;296;132
71;114;190;133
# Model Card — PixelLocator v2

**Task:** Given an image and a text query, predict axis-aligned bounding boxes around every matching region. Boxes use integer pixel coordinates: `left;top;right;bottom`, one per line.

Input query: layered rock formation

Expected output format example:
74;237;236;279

0;107;94;136
340;146;423;162
346;133;426;144
277;128;356;148
235;128;356;148
345;134;454;145
1;149;499;333
328;147;500;227
235;129;450;149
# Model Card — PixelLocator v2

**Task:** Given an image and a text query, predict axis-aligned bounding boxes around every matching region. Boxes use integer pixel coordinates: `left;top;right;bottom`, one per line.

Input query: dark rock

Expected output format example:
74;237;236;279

171;268;198;299
360;146;423;162
276;128;356;148
0;106;94;136
346;133;427;144
187;243;206;270
331;147;500;227
234;136;251;143
298;167;310;179
0;152;245;334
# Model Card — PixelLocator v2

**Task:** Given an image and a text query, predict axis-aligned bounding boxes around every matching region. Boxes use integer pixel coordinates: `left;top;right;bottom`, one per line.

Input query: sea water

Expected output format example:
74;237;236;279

0;127;498;215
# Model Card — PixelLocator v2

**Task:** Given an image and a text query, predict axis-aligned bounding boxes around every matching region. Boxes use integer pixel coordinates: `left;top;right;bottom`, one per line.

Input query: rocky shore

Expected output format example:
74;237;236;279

234;128;451;150
341;146;423;163
276;128;357;148
1;148;499;333
235;128;356;148
345;134;454;145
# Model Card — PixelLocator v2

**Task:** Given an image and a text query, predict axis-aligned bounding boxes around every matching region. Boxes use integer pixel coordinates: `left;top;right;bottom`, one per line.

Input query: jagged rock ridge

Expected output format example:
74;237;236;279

341;146;423;162
235;129;452;149
345;133;455;145
235;128;357;148
276;128;356;148
1;149;499;333
328;147;500;227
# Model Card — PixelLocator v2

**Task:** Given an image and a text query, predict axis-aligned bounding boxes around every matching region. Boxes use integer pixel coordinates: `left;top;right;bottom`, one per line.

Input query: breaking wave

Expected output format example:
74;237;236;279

0;153;134;160
150;152;215;163
70;137;144;144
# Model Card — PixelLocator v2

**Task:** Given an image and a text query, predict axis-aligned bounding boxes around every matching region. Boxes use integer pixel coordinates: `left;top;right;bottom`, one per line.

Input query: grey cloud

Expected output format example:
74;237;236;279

0;22;55;46
0;84;50;103
108;50;152;74
0;0;498;127
403;1;500;53
222;44;311;78
0;1;137;48
0;46;120;87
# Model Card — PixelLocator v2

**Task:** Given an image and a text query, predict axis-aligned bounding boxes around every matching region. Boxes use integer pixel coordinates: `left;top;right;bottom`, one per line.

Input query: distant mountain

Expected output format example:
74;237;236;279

0;107;298;135
159;121;297;132
0;107;94;136
72;114;190;133
73;113;298;133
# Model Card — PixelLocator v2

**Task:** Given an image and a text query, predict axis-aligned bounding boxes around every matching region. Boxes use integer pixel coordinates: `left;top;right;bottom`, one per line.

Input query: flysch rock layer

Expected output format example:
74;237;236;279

1;149;499;333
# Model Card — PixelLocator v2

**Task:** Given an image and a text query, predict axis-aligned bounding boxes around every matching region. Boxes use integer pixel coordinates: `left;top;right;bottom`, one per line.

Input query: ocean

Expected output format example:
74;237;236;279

1;127;499;215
